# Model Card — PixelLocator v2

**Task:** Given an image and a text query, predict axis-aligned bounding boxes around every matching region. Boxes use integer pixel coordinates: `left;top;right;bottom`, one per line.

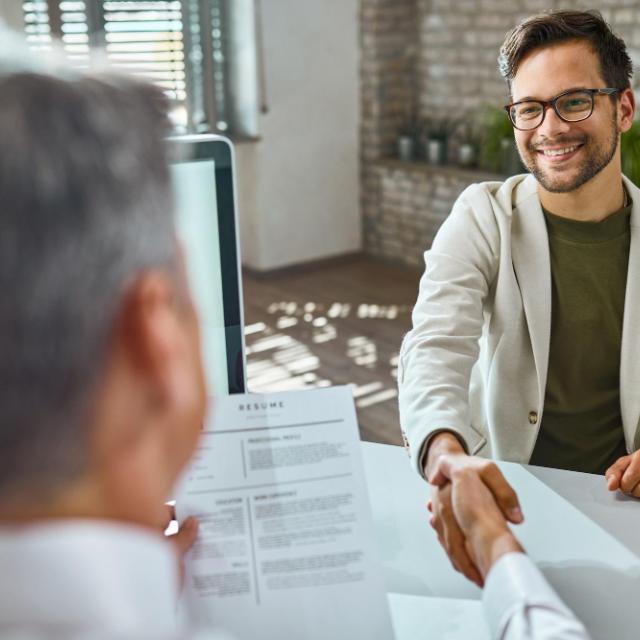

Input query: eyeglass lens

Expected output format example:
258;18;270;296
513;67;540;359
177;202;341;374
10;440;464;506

510;90;593;130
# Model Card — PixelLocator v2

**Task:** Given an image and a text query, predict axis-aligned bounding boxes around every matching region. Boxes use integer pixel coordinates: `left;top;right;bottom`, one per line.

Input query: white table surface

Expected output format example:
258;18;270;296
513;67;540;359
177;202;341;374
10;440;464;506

361;441;640;640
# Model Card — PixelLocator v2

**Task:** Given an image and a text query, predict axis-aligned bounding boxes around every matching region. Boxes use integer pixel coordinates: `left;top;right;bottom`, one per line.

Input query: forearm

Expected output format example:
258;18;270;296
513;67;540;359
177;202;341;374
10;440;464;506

468;526;523;580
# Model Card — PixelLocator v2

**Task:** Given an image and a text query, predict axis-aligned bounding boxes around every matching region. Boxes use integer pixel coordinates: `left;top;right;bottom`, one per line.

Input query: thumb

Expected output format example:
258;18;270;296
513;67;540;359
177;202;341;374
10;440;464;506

171;516;199;556
606;472;619;491
482;465;523;524
428;455;452;486
605;456;631;492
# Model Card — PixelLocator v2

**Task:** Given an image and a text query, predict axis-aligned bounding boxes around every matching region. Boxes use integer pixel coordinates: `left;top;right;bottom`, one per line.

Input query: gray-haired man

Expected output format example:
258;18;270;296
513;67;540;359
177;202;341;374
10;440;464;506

0;37;224;638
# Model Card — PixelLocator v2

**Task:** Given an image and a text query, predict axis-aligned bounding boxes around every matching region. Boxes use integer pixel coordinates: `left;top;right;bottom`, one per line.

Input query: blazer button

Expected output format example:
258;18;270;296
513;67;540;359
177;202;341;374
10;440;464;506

528;411;538;425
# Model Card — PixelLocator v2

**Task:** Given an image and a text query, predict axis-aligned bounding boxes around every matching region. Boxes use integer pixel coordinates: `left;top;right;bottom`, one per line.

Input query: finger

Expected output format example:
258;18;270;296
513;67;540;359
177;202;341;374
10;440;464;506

482;464;523;524
605;456;631;492
438;493;482;587
620;454;640;494
428;455;453;486
170;516;199;555
464;540;485;588
163;503;177;526
430;493;445;538
443;518;482;587
431;511;444;538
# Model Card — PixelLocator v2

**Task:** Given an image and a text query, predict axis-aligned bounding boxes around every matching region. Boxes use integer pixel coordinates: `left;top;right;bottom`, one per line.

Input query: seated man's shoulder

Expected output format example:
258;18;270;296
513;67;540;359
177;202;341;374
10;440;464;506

457;174;531;212
449;173;533;231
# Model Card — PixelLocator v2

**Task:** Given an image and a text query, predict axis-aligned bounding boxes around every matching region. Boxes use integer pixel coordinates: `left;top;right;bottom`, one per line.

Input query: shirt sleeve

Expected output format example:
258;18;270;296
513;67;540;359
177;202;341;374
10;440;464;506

397;183;500;476
482;552;591;640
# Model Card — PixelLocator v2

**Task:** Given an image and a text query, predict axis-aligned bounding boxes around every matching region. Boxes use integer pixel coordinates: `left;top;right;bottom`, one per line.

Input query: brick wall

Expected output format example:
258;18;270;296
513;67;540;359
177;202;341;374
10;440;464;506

361;0;640;267
365;160;499;267
418;0;640;120
360;0;419;266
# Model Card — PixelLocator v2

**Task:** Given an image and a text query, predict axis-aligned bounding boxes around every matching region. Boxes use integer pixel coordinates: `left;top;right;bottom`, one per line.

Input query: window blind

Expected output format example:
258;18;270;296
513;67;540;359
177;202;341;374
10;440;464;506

23;1;53;51
22;1;185;102
22;0;259;135
103;1;185;102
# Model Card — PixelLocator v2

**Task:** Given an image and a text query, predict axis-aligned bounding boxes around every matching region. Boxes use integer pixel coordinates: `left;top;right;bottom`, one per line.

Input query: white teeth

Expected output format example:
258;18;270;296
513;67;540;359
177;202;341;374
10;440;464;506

541;145;579;157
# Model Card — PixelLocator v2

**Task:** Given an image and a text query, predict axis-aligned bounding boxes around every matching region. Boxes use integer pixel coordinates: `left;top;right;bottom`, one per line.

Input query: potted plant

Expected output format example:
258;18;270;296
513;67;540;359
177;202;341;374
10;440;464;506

477;106;524;175
621;120;640;187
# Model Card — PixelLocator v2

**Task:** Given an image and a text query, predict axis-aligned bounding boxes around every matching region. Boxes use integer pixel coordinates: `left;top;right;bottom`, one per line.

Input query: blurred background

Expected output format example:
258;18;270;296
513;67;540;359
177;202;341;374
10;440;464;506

4;0;640;445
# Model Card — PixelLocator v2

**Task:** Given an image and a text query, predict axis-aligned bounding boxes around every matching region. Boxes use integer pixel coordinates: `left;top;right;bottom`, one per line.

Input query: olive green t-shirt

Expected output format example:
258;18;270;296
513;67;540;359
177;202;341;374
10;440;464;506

529;202;632;475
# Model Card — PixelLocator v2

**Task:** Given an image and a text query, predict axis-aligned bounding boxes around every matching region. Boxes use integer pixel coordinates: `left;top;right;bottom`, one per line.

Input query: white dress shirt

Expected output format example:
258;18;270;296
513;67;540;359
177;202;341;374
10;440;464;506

0;520;590;639
483;552;591;640
0;520;231;639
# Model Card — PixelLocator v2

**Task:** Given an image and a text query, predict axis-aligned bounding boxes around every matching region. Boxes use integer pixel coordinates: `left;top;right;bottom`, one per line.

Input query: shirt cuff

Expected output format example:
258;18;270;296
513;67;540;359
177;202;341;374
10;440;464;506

482;552;572;639
417;429;469;481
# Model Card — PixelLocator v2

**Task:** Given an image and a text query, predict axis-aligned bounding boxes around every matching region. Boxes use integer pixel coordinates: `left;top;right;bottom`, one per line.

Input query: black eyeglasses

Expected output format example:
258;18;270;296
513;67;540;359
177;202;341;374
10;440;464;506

504;87;621;131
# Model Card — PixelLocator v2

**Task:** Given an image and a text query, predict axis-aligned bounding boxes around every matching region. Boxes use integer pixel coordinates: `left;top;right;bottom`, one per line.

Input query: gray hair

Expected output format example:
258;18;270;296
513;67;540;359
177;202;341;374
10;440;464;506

0;69;177;498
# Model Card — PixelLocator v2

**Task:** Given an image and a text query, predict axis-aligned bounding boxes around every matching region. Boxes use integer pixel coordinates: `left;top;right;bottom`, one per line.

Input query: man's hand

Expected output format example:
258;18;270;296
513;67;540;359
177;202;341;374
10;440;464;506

431;453;524;580
605;450;640;497
163;505;199;584
424;433;523;586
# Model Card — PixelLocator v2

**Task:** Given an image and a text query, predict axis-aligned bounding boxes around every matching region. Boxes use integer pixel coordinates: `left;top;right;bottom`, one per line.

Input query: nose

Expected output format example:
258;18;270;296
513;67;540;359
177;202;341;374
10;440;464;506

536;104;572;139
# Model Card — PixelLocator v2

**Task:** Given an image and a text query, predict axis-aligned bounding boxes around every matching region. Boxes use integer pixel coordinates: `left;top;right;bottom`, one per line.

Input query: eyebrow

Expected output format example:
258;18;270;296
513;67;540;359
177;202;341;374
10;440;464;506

513;86;592;103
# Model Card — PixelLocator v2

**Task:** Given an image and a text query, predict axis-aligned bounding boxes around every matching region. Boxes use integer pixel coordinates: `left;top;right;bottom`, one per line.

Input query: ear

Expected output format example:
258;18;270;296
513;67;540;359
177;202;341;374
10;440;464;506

119;270;187;410
618;87;635;133
120;266;206;441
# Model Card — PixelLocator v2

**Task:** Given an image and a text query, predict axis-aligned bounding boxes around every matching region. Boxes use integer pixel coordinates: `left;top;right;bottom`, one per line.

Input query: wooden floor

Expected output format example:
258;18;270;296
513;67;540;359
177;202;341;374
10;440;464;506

242;255;422;445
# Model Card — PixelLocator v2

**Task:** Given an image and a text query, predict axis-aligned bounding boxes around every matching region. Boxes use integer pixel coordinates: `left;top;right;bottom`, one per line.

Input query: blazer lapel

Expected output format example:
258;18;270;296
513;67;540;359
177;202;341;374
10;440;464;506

620;176;640;450
510;174;552;410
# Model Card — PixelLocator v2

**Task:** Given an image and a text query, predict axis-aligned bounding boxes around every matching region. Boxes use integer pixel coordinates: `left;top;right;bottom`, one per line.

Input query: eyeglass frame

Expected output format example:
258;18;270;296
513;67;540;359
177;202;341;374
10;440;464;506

503;87;621;131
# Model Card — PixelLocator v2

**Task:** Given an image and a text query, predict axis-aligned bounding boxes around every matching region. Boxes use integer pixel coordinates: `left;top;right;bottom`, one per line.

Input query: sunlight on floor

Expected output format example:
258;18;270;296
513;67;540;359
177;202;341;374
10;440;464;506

244;301;409;408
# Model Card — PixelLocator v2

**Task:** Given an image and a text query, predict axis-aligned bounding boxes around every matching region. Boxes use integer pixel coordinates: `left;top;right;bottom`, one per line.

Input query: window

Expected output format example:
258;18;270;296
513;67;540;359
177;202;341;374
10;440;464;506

23;1;55;51
21;0;261;136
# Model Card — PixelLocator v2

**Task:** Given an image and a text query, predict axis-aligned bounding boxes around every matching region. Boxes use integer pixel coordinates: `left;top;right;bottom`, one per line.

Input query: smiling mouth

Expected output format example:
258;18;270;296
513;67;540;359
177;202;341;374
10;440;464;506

533;141;585;164
539;144;582;156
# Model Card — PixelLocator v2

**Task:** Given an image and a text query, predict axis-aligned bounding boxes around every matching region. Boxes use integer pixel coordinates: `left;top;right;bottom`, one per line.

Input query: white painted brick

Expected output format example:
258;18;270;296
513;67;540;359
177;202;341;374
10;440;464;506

614;8;635;25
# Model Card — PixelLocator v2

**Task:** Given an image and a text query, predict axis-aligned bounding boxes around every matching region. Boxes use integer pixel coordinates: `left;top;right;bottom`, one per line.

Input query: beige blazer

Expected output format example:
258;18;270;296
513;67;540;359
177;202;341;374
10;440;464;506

398;173;640;477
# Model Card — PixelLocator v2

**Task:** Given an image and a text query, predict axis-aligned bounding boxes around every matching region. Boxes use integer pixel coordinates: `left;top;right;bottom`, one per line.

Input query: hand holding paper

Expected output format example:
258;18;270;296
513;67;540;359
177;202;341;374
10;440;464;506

174;386;394;640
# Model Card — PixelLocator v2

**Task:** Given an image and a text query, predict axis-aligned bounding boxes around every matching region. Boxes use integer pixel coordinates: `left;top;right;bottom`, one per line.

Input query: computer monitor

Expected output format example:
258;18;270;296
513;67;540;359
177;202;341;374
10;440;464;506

169;135;246;395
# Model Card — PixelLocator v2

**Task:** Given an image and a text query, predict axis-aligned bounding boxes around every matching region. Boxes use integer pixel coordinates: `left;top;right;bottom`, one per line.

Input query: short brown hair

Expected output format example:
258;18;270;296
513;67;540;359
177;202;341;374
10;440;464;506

498;10;632;92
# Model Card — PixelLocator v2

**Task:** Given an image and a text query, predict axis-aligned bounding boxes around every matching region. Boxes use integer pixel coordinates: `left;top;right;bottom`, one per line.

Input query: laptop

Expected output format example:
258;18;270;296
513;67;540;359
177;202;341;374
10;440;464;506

169;134;246;395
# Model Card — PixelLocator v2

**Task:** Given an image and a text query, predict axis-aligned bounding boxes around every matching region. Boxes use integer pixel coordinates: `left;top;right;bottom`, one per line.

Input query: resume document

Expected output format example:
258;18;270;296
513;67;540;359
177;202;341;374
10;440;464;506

176;386;394;639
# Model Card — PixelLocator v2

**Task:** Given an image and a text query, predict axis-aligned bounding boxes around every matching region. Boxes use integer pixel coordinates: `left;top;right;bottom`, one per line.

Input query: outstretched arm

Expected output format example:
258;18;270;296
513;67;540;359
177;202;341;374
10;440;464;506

432;455;591;640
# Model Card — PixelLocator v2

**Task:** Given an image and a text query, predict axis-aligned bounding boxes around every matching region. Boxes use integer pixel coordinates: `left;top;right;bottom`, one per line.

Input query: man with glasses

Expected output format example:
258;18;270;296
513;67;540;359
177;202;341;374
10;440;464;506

398;9;640;630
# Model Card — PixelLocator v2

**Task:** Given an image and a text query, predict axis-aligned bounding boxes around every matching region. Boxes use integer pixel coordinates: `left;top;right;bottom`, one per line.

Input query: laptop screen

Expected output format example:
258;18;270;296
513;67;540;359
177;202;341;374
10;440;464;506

170;136;246;395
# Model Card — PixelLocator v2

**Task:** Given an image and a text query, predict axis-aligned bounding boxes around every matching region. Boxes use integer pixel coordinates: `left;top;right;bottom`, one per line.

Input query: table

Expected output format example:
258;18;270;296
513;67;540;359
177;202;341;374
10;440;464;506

361;442;640;640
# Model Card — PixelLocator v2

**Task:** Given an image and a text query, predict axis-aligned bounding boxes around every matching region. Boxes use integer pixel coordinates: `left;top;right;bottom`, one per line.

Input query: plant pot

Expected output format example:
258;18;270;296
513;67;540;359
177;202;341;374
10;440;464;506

458;143;476;167
427;138;447;165
397;136;415;161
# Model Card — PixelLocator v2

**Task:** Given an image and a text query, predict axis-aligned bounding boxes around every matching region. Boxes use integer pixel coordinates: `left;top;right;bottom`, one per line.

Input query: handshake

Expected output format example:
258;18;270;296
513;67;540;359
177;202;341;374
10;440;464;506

425;432;640;588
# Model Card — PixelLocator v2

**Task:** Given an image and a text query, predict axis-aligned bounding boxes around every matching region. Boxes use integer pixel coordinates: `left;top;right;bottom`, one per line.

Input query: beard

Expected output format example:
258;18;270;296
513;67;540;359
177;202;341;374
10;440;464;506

517;114;620;193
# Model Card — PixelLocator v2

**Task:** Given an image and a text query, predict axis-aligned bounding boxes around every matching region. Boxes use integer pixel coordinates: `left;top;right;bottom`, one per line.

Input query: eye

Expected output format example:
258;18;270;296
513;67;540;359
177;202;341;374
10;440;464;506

516;103;542;120
558;93;591;112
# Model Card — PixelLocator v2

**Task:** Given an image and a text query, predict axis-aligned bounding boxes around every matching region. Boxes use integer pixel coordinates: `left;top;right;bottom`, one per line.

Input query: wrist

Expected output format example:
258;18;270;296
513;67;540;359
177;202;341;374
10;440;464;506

424;432;466;478
469;525;523;579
